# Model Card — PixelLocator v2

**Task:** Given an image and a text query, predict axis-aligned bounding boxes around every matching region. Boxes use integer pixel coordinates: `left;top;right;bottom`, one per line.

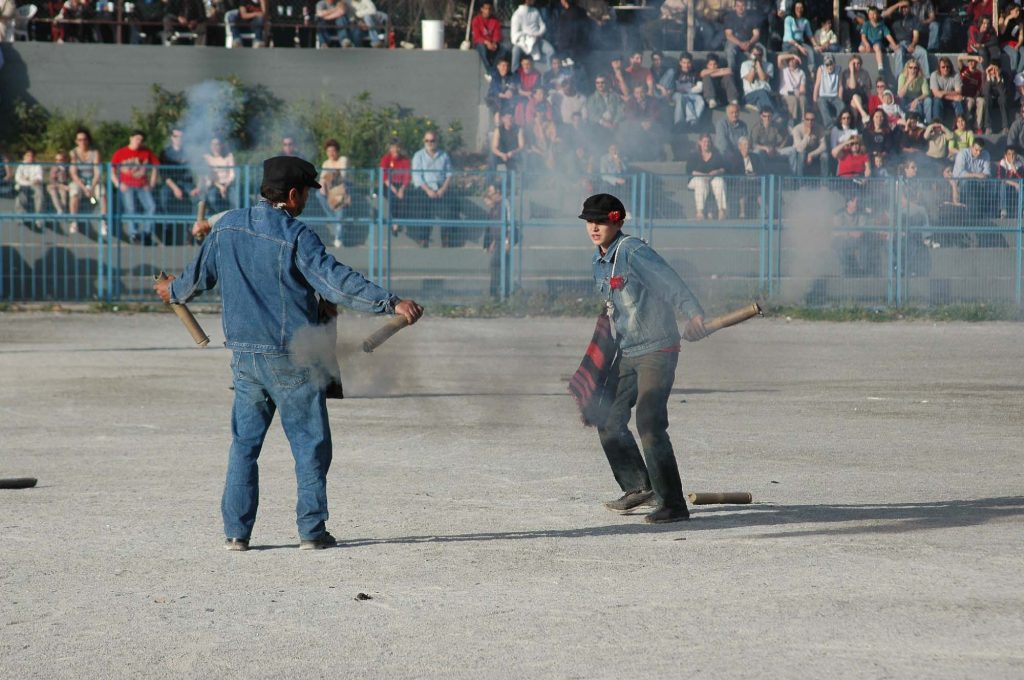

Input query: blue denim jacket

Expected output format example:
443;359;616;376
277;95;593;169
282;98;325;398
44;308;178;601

170;200;398;353
593;232;704;357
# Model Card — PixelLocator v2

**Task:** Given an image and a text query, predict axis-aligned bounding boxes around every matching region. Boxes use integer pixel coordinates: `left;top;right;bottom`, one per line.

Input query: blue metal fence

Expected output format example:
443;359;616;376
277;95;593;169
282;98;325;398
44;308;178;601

1;163;1022;307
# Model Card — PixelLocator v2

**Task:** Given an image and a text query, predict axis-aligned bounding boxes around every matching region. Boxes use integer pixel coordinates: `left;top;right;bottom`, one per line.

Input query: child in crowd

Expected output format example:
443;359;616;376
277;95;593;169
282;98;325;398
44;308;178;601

814;16;839;53
14;149;45;231
47;150;70;222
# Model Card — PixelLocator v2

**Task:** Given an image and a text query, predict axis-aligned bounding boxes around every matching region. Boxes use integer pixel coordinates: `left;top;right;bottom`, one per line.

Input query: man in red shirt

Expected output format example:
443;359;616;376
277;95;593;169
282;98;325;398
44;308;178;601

379;138;411;236
625;50;655;96
471;1;508;79
111;130;160;245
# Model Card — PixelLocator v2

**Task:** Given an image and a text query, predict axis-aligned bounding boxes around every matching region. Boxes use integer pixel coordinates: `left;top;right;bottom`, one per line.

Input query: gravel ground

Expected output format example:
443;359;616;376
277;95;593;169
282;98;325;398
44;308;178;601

1;313;1022;679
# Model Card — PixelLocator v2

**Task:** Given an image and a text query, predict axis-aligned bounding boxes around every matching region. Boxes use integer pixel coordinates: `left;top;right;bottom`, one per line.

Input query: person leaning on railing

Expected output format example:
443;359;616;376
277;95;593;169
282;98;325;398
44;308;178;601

687;132;728;221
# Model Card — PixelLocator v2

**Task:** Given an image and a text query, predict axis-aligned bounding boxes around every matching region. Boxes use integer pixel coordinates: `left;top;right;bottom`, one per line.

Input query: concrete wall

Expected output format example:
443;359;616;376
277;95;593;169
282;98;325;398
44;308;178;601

0;43;484;144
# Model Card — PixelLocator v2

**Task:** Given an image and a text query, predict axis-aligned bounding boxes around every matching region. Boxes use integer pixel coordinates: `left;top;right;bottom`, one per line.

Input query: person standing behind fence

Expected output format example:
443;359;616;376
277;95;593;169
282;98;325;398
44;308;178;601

410;132;453;248
380;138;410;239
47;152;70;228
14;149;44;232
204;137;237;214
111;130;160;245
318;139;350;248
688;133;728;221
580;193;707;524
68;128;105;237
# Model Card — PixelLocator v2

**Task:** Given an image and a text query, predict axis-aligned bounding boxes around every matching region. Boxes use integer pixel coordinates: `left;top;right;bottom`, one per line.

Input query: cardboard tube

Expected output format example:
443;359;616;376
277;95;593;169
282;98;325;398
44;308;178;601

362;316;410;353
687;492;753;505
0;477;38;489
684;303;762;341
155;271;210;347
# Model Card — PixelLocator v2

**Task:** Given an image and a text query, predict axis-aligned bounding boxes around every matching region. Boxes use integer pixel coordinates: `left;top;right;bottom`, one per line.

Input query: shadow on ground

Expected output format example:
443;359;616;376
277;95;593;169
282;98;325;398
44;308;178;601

332;496;1024;547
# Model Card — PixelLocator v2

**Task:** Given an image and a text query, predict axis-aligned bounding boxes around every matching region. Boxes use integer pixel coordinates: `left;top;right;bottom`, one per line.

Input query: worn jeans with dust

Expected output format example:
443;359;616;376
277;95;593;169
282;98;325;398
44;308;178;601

223;351;332;541
597;350;685;508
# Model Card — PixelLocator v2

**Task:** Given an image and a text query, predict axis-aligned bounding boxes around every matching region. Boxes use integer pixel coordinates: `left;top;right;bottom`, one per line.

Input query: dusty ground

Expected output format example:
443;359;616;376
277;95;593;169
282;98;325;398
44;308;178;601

1;313;1022;679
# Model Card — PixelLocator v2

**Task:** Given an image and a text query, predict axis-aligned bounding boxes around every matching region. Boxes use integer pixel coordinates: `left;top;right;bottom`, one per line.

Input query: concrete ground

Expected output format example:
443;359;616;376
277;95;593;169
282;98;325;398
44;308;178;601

1;313;1022;679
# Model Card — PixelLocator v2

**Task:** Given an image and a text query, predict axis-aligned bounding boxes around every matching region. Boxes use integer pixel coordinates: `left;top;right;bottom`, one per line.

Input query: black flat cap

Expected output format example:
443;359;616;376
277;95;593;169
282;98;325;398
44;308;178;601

263;156;321;191
578;193;626;222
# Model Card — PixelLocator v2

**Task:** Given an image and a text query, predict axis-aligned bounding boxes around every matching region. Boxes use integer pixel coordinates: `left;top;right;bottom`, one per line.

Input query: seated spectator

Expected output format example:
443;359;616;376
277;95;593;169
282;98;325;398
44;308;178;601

318;139;350;247
814;16;840;54
316;0;357;48
715;102;750;164
526;111;560;171
858;6;897;75
490;111;525;173
625;51;655;96
280;135;304;159
911;0;942;52
555;81;586;126
380;138;411;235
998;5;1024;73
586;75;622;134
486;58;520;121
897;157;934;264
923;120;954;164
14;149;45;232
813;55;843;129
1007;103;1024;152
731;136;764;218
642;0;687;52
694;0;729;51
472;1;508;77
897;58;931;123
524;86;553;125
981;64;1009;134
659;52;705;128
995;145;1023;218
896;112;928;157
410;132;453;248
832;135;871;178
863;109;895;156
833;193;883;277
777;53;807;121
883;0;930;79
609;55;630;102
225;0;265;48
163;0;207;46
700;53;740;110
879;89;905;126
650;51;669;88
551;0;588;62
830;109;861;152
866;78;888;117
622;86;664;161
204;136;237;214
783;1;818;70
957;55;984;132
750;107;787;158
48;152;70;225
511;0;554;69
68;128;104;236
783;109;827;176
842;55;873;124
966;14;1000;69
563;111;590;156
947;114;974;160
351;0;387;47
225;0;264;48
514;56;542;125
688;133;728;221
542;56;574;93
740;45;779;115
930;57;965;124
723;0;763;74
598;143;627;191
581;0;614;50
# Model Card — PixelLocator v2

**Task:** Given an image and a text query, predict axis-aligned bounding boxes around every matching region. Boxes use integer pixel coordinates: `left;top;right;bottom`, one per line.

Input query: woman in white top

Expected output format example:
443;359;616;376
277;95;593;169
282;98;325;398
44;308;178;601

777;53;807;121
204;136;237;213
813;56;843;129
317;139;351;247
68;127;105;235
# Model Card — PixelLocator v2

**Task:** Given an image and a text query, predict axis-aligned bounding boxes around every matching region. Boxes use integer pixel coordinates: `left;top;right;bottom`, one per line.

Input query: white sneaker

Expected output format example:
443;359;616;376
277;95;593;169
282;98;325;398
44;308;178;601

100;223;109;238
334;238;342;248
484;73;492;82
69;221;79;234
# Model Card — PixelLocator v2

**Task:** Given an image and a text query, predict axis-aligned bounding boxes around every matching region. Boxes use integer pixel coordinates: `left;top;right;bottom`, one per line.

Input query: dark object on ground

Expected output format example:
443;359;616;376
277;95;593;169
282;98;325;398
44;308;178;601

0;477;38;489
355;593;373;601
224;538;250;551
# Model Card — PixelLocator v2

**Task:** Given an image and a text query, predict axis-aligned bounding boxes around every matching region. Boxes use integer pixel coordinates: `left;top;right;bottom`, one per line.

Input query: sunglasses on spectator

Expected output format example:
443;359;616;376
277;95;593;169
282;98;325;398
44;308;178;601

424;138;437;143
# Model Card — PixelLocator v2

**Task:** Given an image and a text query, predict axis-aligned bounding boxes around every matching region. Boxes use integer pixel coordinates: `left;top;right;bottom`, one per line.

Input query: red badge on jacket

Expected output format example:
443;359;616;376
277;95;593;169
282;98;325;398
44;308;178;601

609;276;624;290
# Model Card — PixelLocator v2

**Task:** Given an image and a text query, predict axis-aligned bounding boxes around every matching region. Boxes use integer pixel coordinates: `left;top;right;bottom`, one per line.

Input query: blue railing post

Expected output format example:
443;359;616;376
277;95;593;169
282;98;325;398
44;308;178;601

499;170;509;300
105;163;116;302
1017;179;1023;306
887;177;897;306
767;175;778;297
758;175;767;293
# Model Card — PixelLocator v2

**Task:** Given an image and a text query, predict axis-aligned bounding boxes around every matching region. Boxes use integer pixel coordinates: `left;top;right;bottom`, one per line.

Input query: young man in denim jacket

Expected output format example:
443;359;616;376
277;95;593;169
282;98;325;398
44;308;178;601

155;156;423;551
581;193;706;524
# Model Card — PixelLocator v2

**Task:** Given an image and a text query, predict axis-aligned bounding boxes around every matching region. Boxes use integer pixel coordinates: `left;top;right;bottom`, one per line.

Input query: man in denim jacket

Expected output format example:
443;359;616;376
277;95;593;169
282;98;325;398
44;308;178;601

582;193;706;524
155;156;423;551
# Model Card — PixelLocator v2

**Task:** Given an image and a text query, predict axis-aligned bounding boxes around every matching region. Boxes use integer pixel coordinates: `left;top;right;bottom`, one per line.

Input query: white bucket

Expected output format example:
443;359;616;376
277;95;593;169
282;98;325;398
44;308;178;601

421;20;445;50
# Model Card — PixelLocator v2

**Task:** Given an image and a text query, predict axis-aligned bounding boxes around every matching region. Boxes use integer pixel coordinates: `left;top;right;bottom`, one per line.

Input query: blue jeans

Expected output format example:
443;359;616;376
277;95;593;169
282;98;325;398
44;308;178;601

317;16;357;46
223;351;332;541
744;88;777;115
673;92;706;124
119;186;156;238
475;42;509;75
893;41;930;78
597;350;685;508
315;191;345;242
225;9;264;42
930;96;964;123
